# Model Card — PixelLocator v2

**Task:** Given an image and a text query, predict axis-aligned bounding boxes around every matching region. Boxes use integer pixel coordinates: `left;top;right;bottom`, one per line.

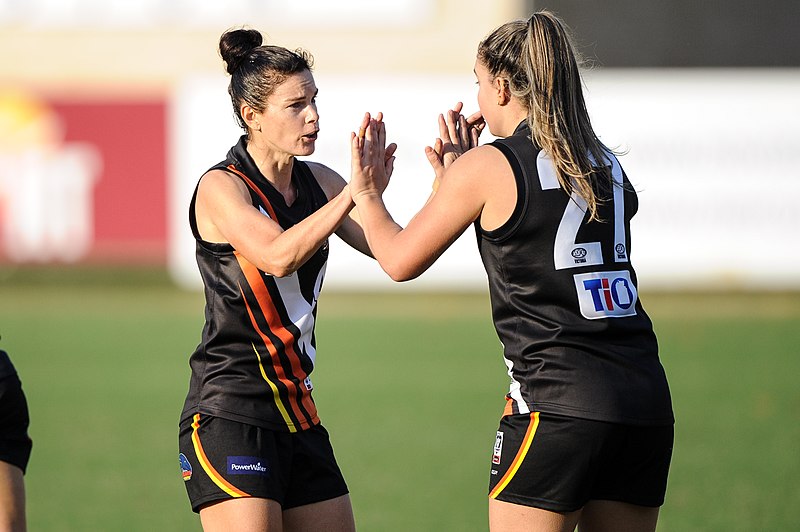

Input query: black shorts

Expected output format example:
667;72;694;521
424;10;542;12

178;413;349;513
0;373;32;474
488;412;673;512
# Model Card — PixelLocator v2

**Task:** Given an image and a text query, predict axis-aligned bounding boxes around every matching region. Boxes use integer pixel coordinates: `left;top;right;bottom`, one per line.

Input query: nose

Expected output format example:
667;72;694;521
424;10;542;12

307;104;319;123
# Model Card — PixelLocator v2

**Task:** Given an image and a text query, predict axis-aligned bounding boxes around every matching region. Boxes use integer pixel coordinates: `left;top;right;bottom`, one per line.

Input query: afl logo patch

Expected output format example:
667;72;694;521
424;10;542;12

571;247;588;264
179;453;192;481
615;243;627;259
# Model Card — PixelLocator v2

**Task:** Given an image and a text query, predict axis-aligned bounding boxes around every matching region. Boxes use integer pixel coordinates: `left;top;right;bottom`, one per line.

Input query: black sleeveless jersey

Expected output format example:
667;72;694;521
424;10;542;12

477;122;673;426
181;136;330;432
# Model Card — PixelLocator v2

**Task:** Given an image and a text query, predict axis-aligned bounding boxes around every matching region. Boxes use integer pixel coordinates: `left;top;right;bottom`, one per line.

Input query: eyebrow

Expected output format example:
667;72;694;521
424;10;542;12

286;88;319;103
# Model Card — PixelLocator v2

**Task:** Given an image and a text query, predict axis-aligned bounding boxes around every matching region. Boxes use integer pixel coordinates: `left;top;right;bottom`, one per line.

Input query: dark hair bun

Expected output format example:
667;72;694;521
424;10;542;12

219;28;263;75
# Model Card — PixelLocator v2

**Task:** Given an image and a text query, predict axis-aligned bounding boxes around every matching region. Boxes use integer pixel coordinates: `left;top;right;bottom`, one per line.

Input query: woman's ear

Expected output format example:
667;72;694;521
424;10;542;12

495;78;511;106
241;105;262;132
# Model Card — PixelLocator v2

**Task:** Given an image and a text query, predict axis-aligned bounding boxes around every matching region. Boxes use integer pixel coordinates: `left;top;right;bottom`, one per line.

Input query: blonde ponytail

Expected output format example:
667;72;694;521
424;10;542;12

478;11;616;221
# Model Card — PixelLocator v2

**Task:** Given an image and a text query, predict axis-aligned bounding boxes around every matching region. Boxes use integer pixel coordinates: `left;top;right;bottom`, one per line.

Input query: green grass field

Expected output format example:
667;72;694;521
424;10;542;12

1;274;798;531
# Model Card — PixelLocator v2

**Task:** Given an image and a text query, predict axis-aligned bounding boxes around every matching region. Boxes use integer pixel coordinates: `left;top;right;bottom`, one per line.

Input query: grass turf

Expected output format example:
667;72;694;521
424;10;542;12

0;283;798;531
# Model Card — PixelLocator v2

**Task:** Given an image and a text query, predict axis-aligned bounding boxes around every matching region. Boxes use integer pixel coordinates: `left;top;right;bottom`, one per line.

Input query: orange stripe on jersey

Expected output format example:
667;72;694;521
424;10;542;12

190;414;250;498
226;164;278;221
239;286;301;432
236;258;317;421
236;255;318;429
489;412;540;499
237;277;307;429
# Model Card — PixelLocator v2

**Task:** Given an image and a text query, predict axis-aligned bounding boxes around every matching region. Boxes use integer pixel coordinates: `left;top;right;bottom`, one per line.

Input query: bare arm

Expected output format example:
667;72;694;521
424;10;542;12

304;114;397;258
350;116;503;281
195;168;356;277
306;161;373;257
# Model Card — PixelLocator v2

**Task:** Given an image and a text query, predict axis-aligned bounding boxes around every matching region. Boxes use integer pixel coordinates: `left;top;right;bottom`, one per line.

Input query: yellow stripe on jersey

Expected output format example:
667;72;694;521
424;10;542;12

190;414;250;498
251;343;298;433
489;412;540;499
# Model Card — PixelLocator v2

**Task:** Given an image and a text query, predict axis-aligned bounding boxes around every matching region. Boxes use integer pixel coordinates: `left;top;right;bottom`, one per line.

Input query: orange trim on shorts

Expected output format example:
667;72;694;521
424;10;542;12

190;414;251;498
502;397;515;417
489;412;540;499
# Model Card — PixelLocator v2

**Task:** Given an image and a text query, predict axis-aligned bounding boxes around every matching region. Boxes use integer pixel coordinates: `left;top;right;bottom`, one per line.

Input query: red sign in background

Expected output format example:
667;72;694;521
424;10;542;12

0;97;168;265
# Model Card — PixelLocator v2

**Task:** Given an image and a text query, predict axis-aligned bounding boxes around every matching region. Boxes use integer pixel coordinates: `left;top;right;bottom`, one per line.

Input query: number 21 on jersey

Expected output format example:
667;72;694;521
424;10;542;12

536;151;637;320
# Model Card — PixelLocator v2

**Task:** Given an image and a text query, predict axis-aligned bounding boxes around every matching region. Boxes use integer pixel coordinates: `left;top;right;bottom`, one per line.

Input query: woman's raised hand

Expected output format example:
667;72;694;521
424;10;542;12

426;102;485;190
350;112;397;200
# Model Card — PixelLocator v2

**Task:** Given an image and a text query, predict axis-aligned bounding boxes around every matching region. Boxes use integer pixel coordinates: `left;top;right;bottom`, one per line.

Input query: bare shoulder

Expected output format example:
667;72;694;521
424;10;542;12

452;145;517;231
303;160;346;199
199;167;244;189
197;168;249;202
435;144;515;224
447;144;511;181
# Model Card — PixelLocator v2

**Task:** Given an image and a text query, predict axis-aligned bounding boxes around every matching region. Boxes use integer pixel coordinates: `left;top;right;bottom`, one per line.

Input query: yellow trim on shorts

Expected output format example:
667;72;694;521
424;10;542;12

190;414;251;498
489;411;540;499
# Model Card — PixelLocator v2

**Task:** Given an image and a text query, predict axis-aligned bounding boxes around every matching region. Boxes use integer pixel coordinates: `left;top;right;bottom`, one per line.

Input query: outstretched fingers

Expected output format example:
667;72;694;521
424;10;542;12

362;115;385;168
351;112;393;199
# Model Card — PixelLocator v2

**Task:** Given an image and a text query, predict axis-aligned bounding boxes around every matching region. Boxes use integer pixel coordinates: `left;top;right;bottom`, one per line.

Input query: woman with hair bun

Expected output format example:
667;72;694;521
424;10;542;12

351;11;673;532
178;27;393;531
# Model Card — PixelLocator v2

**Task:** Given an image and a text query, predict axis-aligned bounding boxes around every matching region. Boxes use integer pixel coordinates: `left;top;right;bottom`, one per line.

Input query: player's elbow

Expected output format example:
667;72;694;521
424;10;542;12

260;264;295;278
267;265;297;278
258;254;301;278
381;258;424;283
387;270;417;283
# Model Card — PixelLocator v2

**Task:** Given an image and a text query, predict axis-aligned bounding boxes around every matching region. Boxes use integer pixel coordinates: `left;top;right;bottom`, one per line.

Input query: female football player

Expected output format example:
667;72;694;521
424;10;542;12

350;11;673;532
178;27;393;531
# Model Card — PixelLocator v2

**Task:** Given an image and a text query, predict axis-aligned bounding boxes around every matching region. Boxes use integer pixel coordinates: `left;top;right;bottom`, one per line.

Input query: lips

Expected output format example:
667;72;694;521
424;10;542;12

303;131;319;141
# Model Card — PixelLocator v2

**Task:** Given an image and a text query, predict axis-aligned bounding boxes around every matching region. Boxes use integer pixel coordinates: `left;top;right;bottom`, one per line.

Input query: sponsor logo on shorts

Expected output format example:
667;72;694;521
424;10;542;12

227;456;269;476
179;453;192;481
574;270;638;320
492;431;504;465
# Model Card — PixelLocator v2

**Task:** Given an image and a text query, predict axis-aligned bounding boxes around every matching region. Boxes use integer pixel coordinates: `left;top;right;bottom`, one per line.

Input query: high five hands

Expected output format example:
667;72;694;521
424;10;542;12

349;104;483;199
350;112;397;200
426;102;485;191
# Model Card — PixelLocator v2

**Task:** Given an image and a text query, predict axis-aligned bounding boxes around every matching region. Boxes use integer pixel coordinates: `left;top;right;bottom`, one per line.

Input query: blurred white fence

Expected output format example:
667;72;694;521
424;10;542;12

169;69;800;291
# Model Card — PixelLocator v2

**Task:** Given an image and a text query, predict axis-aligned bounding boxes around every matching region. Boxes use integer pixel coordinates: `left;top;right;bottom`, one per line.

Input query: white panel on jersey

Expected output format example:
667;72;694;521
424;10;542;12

271;263;326;367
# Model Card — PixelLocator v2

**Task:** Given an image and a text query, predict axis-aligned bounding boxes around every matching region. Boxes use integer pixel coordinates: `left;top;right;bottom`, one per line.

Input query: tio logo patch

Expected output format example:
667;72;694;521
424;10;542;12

574;270;638;320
